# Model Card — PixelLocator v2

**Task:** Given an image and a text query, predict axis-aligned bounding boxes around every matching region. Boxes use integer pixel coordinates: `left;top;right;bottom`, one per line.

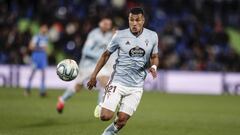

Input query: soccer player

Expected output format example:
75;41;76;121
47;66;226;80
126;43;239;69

25;24;49;97
87;7;159;135
56;17;116;113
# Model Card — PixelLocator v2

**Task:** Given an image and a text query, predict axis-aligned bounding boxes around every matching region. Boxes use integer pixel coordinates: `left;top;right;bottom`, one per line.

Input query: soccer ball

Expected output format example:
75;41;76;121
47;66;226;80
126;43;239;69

56;59;79;81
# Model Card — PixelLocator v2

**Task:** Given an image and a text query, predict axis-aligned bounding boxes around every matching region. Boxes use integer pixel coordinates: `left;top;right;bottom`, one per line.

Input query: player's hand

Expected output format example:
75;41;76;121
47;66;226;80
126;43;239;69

87;76;97;90
148;67;157;79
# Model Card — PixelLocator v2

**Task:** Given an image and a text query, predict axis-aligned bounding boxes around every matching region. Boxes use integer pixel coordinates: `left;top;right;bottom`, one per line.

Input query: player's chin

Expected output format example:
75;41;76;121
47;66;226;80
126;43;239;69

131;27;137;32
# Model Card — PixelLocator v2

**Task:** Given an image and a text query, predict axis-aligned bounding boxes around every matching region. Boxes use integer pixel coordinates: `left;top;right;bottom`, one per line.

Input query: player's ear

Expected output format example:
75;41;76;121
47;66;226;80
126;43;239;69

142;16;145;24
98;21;101;27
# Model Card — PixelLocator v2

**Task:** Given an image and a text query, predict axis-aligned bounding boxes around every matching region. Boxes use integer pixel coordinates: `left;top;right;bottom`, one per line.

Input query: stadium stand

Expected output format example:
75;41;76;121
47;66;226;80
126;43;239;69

0;0;240;71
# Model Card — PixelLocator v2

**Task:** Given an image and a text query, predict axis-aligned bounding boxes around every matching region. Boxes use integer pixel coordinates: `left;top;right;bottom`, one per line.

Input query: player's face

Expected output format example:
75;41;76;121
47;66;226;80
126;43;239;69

40;25;48;35
99;19;112;32
129;13;145;34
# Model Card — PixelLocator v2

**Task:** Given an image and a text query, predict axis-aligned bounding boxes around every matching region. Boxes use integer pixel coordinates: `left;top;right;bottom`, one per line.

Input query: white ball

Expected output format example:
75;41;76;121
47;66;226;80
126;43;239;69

56;59;79;81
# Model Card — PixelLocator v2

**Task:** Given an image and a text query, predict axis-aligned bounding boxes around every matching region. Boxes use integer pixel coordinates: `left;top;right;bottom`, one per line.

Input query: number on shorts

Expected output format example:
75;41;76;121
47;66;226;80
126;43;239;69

105;85;117;98
106;85;117;93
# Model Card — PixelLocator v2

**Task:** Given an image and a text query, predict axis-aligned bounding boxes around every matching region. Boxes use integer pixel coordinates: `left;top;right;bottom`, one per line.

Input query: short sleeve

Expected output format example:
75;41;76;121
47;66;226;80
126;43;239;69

152;32;159;54
107;32;119;53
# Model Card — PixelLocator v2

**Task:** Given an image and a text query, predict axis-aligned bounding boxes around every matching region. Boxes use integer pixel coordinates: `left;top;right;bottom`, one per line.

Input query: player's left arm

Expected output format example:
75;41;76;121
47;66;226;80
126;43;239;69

149;32;159;78
28;36;37;51
149;53;159;78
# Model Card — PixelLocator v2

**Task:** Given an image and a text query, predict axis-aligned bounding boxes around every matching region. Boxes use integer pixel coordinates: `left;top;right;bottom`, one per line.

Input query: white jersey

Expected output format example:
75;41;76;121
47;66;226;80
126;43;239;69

107;28;159;87
79;28;113;69
77;28;116;84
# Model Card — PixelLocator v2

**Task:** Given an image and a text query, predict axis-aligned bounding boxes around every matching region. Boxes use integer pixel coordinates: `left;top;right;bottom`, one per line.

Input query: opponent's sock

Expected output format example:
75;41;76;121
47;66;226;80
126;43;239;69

40;70;46;94
102;123;119;135
61;87;76;102
26;70;36;91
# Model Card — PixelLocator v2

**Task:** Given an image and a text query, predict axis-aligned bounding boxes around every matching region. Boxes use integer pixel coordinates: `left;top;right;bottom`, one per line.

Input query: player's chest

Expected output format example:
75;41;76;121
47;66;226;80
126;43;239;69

118;37;152;57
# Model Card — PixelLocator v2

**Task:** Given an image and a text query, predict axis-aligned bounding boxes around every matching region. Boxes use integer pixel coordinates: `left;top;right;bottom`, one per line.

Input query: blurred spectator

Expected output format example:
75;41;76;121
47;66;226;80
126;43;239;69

25;24;49;97
0;0;240;72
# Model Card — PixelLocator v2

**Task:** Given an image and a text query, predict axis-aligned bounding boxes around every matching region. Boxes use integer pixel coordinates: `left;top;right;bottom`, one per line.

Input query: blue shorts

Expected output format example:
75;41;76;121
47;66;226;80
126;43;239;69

31;52;48;69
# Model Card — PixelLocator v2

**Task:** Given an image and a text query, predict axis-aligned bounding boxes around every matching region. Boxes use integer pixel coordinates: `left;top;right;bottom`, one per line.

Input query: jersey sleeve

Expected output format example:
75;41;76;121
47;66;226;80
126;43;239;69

107;32;119;53
152;32;159;54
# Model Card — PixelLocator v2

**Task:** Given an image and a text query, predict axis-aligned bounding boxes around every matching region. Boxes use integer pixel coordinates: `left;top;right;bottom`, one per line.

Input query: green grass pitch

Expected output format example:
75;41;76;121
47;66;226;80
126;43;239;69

0;87;240;135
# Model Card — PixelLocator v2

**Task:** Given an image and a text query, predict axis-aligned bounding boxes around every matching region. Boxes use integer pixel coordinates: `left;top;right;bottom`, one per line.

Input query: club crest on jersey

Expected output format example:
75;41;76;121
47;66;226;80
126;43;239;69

129;46;145;57
145;39;149;46
125;41;130;45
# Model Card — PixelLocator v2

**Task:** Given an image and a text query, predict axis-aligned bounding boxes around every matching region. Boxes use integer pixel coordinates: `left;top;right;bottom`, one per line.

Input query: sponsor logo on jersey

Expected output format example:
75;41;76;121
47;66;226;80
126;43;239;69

129;46;145;57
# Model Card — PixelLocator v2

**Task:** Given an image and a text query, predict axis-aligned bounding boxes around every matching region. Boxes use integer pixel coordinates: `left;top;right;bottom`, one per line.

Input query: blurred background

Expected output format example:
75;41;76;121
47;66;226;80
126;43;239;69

1;0;240;71
1;1;240;135
1;0;240;94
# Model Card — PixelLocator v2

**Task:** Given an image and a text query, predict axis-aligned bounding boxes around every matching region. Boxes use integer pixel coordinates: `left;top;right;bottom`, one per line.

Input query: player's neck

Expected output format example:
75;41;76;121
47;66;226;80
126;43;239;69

130;28;144;37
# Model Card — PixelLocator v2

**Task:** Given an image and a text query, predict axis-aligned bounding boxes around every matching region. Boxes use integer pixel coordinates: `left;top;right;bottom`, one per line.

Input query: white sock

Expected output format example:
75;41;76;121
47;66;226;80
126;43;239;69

102;123;119;135
61;84;76;102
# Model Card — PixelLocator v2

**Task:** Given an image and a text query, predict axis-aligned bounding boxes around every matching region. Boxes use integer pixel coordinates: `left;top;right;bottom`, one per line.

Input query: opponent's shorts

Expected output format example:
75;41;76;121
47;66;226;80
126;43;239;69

101;82;143;116
31;52;47;69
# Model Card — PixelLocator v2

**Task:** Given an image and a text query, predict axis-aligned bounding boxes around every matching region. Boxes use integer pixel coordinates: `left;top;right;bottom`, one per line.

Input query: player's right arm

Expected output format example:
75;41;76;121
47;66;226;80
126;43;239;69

87;50;111;90
28;36;37;51
87;32;119;90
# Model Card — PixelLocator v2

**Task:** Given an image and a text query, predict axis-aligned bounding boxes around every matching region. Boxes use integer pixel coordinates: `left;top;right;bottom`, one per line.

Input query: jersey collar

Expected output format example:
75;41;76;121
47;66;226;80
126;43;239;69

129;28;144;38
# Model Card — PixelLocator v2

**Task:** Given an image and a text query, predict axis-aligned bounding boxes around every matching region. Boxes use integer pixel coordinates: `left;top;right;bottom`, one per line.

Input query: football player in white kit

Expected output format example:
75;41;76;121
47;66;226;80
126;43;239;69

87;7;159;135
56;17;116;113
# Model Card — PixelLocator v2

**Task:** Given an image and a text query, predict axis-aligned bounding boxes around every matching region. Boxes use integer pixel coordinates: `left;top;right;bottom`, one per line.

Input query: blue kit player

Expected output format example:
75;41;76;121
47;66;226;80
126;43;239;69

25;24;49;97
87;7;159;135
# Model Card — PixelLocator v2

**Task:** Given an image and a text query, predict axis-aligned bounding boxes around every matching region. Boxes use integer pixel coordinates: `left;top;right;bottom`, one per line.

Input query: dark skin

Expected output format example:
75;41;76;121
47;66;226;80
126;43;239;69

87;13;159;131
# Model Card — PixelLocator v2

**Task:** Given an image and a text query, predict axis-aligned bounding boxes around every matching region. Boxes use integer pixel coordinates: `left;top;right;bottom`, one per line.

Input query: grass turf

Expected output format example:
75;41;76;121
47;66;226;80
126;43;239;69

0;87;240;135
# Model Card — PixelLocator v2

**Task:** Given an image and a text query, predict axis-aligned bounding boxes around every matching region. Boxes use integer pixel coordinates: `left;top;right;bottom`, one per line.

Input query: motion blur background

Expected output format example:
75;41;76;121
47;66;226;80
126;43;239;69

1;1;240;135
1;0;240;71
1;0;240;95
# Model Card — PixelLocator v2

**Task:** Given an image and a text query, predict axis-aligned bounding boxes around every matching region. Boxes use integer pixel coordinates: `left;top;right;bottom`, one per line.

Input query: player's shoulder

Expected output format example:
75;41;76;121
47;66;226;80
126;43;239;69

89;28;101;35
143;28;158;36
113;28;131;38
143;28;158;40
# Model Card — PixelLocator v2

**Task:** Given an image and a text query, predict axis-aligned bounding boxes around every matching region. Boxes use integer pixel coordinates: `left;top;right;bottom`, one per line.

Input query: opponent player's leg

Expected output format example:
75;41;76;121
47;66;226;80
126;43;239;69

39;55;47;97
39;68;46;97
25;68;37;96
56;68;89;113
56;82;82;113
